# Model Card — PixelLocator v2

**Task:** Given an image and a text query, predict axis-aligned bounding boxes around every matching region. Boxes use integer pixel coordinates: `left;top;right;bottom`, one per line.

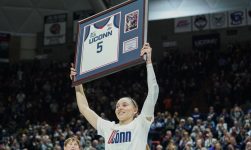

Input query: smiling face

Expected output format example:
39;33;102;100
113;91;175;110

64;137;80;150
115;97;138;125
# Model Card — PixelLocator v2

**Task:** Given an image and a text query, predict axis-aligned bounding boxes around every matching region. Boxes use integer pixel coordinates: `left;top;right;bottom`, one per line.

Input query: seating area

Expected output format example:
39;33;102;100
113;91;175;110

0;42;250;149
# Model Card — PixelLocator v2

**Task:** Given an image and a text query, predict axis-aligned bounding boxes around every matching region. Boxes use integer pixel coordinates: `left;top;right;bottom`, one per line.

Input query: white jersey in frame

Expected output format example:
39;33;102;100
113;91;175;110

80;13;121;74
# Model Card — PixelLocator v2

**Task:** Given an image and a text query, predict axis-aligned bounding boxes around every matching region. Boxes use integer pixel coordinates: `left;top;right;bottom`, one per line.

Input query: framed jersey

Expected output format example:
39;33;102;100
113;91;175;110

73;0;148;86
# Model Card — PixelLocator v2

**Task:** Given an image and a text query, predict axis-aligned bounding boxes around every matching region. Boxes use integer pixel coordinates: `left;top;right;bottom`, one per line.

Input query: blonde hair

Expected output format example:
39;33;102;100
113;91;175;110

124;97;138;109
126;97;139;118
146;144;150;150
64;136;80;148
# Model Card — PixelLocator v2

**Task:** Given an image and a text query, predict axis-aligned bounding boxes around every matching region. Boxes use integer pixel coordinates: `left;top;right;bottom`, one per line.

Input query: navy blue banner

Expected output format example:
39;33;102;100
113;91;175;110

192;33;220;50
0;33;10;63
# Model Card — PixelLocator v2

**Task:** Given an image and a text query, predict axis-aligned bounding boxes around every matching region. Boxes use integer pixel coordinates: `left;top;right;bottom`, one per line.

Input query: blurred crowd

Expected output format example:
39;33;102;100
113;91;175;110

0;42;250;149
149;105;251;150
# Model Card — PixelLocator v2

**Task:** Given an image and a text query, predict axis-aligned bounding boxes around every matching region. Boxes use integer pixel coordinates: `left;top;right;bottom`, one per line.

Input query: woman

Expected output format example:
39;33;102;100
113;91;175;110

178;130;193;149
64;136;81;150
70;43;159;150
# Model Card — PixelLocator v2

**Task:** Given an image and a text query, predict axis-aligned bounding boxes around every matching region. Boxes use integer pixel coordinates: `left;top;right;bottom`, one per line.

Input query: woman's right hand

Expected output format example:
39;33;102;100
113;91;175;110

70;63;77;80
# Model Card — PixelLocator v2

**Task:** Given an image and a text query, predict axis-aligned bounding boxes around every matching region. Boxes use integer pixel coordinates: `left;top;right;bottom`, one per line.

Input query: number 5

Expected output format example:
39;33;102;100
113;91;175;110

97;41;103;53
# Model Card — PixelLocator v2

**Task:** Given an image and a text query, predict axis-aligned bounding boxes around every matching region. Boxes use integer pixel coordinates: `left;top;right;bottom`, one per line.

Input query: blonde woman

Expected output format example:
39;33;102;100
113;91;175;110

70;43;159;150
64;136;81;150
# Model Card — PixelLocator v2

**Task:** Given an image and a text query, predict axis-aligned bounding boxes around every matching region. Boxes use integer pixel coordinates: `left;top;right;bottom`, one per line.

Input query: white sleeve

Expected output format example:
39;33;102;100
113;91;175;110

141;64;159;118
97;117;114;137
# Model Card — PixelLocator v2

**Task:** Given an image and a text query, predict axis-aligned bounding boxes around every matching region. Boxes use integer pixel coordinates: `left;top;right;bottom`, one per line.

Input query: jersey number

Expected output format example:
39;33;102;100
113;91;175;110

97;41;103;53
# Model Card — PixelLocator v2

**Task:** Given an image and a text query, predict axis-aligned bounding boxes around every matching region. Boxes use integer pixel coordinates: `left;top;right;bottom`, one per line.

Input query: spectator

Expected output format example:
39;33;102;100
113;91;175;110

178;131;193;149
216;117;228;138
164;113;175;132
192;119;205;133
166;140;177;150
246;141;251;150
96;137;105;150
207;106;217;125
230;106;244;124
194;138;206;150
191;107;202;122
161;130;172;149
210;141;222;150
64;136;80;150
156;144;163;150
184;117;194;133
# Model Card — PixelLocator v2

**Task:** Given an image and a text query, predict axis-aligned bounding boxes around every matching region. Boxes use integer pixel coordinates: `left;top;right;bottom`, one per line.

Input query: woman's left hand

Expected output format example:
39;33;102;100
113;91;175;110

140;43;152;64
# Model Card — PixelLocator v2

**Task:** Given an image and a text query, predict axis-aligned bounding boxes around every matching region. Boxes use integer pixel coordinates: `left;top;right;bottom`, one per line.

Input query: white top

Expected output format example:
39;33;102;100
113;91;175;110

81;14;120;74
97;114;152;150
97;64;159;150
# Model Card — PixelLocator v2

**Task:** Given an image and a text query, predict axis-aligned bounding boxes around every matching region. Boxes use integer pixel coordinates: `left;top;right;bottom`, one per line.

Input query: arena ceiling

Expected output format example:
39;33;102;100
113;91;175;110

0;0;93;34
0;0;250;34
149;0;251;21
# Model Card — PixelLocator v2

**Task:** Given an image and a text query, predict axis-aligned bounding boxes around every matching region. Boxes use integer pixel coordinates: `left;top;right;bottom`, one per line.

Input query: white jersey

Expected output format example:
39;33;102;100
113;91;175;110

97;114;152;150
97;64;159;150
80;13;121;74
